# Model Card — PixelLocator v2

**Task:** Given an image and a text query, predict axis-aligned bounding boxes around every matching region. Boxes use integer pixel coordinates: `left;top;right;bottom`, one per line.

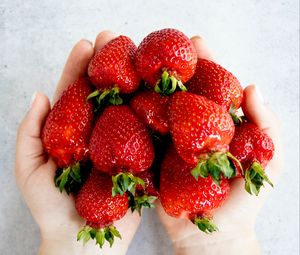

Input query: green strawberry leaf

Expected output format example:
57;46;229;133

244;161;273;196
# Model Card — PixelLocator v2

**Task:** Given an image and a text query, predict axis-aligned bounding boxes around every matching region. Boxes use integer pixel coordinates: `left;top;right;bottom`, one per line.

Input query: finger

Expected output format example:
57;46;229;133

242;85;280;135
190;35;215;61
53;40;94;104
242;84;283;180
94;30;117;52
16;92;51;183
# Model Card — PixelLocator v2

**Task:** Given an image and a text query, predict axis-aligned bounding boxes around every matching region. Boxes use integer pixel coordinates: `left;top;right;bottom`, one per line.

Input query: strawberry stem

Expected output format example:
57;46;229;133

193;217;218;234
87;87;123;111
129;194;157;215
244;161;273;196
55;162;82;194
154;71;187;95
191;152;241;185
229;104;243;125
112;173;145;197
77;225;121;248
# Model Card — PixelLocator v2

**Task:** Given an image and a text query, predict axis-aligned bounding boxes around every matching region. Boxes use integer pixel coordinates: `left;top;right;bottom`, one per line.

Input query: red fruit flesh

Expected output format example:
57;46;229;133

160;147;230;219
42;78;94;168
135;28;197;87
88;36;140;94
230;122;274;173
130;91;169;134
169;92;235;165
187;59;243;111
75;170;128;228
89;105;154;174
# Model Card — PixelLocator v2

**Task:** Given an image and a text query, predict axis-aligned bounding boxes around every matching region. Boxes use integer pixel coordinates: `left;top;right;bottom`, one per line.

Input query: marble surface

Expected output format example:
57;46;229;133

0;0;299;254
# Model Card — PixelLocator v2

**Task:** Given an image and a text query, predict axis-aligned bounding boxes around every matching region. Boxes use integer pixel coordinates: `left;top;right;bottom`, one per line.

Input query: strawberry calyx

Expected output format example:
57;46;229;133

229;104;243;125
191;152;242;185
77;225;121;248
244;161;273;196
112;172;145;197
193;217;218;234
154;70;187;95
87;87;123;111
129;194;157;215
55;162;82;194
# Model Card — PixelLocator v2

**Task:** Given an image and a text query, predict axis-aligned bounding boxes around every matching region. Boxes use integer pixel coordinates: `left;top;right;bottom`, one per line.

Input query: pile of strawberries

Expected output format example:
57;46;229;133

41;28;274;248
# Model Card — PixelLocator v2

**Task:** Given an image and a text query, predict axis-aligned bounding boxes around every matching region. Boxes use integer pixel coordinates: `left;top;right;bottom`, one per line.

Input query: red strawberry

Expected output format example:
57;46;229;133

76;170;128;248
89;105;154;196
129;170;159;214
160;147;230;233
130;90;169;134
168;92;240;184
230;121;274;195
187;59;243;113
135;28;197;95
88;36;140;105
42;77;94;192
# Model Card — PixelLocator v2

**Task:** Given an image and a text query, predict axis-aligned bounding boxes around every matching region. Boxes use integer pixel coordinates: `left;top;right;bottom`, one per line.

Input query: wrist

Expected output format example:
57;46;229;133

174;229;261;255
39;233;129;255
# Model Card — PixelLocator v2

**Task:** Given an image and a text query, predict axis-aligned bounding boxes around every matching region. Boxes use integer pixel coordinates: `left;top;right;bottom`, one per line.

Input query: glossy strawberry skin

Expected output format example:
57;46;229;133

135;28;197;87
187;58;243;111
89;105;154;174
88;36;140;94
160;147;230;219
136;170;159;197
42;78;94;168
75;170;128;228
230;122;274;177
169;92;235;165
130;91;169;134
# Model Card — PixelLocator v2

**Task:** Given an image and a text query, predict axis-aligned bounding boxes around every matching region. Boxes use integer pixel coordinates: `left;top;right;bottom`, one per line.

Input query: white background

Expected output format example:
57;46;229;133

0;0;299;254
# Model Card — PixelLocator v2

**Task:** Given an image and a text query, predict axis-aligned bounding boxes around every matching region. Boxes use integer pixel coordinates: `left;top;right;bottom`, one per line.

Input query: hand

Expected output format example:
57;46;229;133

15;31;141;255
156;36;283;255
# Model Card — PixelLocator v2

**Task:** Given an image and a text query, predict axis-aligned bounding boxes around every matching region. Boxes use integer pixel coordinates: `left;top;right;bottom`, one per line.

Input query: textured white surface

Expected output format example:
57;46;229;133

0;0;299;254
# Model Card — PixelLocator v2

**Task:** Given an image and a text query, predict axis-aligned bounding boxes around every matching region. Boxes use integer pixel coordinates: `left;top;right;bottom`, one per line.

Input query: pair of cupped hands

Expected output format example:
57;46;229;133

15;30;283;255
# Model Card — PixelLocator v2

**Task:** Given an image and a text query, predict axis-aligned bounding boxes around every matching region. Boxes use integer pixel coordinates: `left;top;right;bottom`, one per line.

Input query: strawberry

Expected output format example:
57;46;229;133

42;77;94;193
168;92;240;184
229;121;274;195
135;28;197;95
76;170;128;248
130;90;169;134
87;36;140;106
89;105;154;196
160;147;230;233
129;170;159;214
186;58;243;117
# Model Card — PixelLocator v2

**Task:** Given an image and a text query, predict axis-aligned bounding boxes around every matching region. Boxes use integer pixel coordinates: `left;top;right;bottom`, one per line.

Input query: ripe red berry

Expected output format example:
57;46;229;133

160;147;230;233
187;58;243;113
88;35;140;94
230;121;274;195
168;92;239;184
76;170;128;248
89;105;154;197
42;77;94;192
130;90;169;134
135;28;197;94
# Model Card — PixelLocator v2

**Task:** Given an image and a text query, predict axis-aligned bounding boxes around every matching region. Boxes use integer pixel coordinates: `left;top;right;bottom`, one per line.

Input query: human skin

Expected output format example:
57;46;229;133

15;31;283;255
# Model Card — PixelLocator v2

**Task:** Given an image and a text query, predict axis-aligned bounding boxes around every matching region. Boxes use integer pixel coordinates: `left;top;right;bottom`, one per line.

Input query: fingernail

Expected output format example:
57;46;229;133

191;35;203;40
254;85;264;104
80;39;93;46
30;92;37;108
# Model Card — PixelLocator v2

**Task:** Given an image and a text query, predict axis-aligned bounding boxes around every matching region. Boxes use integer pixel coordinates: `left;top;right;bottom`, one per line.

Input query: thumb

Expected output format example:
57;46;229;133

15;92;51;184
